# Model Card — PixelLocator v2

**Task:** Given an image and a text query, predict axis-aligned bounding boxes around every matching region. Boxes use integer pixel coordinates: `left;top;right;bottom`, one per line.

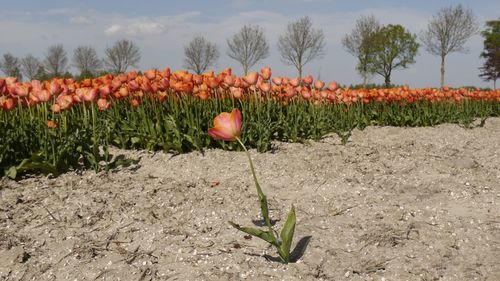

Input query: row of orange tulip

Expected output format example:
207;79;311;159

1;67;500;112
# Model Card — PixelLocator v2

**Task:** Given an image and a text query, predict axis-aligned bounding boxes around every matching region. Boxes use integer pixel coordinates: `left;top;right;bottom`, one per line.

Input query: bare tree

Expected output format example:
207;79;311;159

420;4;479;87
0;53;22;80
73;46;102;77
43;44;68;77
21;54;45;81
342;15;381;86
227;24;269;75
183;36;219;74
104;39;141;73
277;16;325;78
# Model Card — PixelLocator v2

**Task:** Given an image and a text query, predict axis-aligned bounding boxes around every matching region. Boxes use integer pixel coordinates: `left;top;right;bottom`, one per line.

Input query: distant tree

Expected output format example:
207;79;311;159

368;24;419;87
480;19;500;89
342;15;381;86
0;53;22;80
43;44;69;78
183;36;219;74
277;16;325;78
227;24;269;75
73;46;102;78
104;39;141;73
21;54;45;81
420;4;479;87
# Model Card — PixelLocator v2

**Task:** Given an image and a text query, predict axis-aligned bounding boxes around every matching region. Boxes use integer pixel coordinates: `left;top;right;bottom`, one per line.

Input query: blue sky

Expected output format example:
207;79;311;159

1;0;499;87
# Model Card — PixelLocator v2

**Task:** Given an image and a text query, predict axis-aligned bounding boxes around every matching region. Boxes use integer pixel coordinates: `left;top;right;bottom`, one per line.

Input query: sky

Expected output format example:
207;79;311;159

1;0;499;88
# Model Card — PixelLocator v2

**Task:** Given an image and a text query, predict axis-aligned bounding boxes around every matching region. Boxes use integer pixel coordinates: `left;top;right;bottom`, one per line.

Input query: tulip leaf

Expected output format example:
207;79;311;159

229;221;278;246
278;206;296;263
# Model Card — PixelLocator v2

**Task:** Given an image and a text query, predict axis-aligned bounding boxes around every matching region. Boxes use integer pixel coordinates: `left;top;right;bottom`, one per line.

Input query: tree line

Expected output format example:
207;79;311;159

0;40;141;81
1;5;498;88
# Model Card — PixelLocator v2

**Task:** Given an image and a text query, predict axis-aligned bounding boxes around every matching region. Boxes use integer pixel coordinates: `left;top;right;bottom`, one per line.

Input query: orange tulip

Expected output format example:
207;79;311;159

82;88;97;102
272;77;282;86
49;80;61;95
51;104;61;113
208;108;242;141
314;80;325;90
223;75;236;87
1;97;16;111
145;69;157;80
289;77;300;87
243;72;259;85
327;81;338;91
130;98;140;107
302;75;313;85
128;80;140;91
36;90;52;102
259;82;271;92
128;71;138;81
230;87;243;99
97;98;111;111
47;120;57;129
260;67;271;80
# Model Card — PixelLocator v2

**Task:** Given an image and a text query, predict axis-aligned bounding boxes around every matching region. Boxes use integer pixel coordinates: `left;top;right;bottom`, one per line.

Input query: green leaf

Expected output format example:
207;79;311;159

278;206;296;263
6;166;17;179
229;221;278;247
131;137;141;145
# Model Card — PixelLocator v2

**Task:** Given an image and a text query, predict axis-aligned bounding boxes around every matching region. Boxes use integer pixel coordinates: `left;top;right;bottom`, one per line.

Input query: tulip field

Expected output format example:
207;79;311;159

1;67;500;178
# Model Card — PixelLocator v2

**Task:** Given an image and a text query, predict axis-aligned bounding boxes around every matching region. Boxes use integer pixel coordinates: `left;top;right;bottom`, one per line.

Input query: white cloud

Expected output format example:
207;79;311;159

128;21;166;35
105;20;166;36
70;16;92;24
105;24;123;35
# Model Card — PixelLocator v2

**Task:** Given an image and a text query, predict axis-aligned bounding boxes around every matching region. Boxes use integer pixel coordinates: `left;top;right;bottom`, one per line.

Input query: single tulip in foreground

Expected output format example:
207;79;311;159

208;108;297;264
207;108;242;141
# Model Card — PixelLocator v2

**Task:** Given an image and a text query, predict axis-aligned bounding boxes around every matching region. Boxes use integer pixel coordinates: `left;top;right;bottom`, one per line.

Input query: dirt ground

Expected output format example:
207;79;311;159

1;118;499;281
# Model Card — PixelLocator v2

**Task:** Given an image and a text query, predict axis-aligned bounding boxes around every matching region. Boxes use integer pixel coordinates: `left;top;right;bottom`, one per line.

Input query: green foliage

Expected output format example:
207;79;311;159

480;18;500;88
342;15;381;86
1;95;500;179
368;24;420;87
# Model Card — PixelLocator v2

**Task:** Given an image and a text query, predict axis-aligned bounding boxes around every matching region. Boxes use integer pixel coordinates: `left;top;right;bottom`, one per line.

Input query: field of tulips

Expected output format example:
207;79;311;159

1;67;500;178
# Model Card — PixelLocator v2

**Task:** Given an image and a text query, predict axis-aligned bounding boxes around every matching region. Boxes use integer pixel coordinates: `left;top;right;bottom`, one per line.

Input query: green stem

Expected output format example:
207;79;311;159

235;137;277;242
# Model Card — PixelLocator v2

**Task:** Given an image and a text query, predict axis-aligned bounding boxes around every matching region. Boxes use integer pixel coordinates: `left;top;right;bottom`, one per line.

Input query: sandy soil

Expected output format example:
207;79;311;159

1;119;499;281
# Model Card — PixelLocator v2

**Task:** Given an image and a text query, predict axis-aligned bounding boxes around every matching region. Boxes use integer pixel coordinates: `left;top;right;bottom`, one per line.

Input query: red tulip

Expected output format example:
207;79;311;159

208;108;242;141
